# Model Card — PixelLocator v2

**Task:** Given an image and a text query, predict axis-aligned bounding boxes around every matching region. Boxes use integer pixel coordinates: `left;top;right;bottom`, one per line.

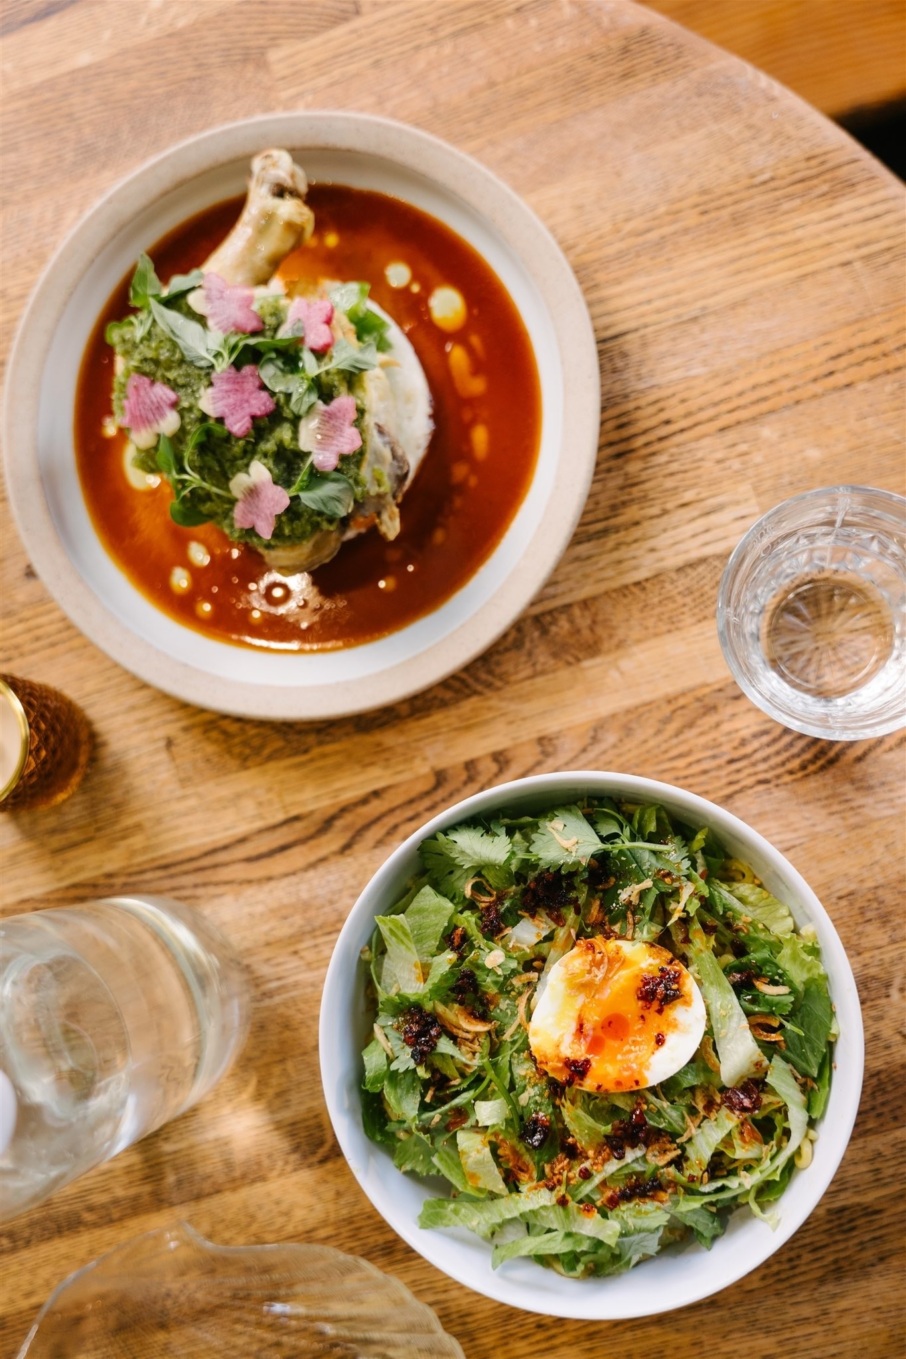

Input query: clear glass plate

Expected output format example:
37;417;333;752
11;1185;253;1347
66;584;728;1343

17;1222;465;1358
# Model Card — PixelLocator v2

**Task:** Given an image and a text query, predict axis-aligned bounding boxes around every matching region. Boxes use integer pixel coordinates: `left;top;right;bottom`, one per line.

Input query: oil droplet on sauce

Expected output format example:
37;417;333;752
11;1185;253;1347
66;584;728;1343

122;443;160;491
471;424;489;460
385;261;412;288
75;186;541;653
196;600;213;619
188;541;211;568
429;285;467;332
448;343;487;398
324;230;339;248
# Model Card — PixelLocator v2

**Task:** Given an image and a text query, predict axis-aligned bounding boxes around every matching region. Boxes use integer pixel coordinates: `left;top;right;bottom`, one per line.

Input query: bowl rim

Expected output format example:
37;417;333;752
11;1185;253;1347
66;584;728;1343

319;770;864;1319
2;111;600;719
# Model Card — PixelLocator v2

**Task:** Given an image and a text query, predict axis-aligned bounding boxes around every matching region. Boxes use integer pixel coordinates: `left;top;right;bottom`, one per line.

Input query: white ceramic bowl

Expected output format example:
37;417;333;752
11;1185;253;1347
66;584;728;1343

319;772;863;1319
3;113;599;719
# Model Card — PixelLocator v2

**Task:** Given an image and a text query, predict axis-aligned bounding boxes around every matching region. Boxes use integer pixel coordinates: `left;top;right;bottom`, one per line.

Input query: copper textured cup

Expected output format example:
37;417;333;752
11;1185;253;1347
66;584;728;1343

0;676;92;811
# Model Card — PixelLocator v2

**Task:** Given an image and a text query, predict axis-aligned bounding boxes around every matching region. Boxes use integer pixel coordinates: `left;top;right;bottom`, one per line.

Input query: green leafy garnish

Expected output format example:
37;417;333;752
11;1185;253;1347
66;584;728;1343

529;805;602;867
129;253;162;308
329;281;391;352
294;472;356;518
148;298;215;368
108;253;388;552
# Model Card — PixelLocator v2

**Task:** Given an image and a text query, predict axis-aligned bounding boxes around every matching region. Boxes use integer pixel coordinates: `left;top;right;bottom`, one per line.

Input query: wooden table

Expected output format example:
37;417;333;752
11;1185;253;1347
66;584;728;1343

647;0;906;119
1;1;904;1354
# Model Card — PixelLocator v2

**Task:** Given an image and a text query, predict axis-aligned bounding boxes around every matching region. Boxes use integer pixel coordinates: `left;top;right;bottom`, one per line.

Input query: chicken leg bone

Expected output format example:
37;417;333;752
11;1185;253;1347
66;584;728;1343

203;149;314;286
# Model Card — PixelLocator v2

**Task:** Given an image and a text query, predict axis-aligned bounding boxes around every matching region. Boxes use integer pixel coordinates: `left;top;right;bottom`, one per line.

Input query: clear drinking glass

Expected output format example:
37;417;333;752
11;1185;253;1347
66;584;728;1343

0;896;249;1223
717;486;906;739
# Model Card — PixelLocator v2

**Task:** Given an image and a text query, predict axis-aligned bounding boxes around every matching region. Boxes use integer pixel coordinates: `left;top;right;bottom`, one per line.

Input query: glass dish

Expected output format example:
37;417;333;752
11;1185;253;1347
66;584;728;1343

17;1223;465;1358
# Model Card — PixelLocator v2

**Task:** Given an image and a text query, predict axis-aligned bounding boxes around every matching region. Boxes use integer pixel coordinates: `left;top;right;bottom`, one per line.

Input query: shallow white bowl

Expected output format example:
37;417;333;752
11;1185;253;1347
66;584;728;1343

3;113;599;719
319;772;863;1319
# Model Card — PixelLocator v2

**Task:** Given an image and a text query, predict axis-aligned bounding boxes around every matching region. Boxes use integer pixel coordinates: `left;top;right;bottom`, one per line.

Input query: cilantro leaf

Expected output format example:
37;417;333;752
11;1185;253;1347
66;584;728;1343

446;825;511;868
529;806;601;867
592;810;626;839
420;824;512;896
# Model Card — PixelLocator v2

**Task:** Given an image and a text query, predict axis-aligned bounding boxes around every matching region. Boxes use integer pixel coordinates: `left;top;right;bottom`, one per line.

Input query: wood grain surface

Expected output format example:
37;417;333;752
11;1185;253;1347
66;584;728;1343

646;0;906;118
1;1;904;1355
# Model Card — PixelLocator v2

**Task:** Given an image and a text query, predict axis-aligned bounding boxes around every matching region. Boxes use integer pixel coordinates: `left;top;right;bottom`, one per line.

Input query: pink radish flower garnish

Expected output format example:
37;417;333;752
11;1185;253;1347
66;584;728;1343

199;365;275;438
297;395;362;471
122;373;180;450
229;459;290;539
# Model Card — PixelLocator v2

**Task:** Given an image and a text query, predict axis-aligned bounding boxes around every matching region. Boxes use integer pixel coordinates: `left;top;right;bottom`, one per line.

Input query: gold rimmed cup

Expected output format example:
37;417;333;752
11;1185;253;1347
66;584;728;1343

0;679;30;802
0;675;93;811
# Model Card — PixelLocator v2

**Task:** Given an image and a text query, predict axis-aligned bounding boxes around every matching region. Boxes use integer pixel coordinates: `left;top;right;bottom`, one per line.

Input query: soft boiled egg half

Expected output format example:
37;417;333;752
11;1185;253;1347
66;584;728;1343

528;937;707;1093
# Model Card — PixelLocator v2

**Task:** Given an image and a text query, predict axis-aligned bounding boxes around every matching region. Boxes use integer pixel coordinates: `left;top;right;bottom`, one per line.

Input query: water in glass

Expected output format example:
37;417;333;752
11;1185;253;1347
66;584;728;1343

0;897;249;1222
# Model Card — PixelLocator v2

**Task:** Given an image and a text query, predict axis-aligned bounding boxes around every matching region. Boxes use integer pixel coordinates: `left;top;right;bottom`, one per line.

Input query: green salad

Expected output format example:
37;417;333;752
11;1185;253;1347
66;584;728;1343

360;798;835;1277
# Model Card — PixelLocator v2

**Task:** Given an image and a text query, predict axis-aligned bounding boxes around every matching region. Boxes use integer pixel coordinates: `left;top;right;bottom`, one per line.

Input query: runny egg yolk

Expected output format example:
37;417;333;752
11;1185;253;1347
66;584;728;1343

528;937;706;1093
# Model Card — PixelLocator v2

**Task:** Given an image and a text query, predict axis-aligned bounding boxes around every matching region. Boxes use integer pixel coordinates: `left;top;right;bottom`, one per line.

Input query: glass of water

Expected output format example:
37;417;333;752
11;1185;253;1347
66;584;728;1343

717;486;906;739
0;896;249;1223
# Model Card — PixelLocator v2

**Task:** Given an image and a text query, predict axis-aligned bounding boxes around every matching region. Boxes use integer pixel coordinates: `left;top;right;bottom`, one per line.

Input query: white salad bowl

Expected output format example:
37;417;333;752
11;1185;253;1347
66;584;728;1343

2;112;599;719
319;771;863;1319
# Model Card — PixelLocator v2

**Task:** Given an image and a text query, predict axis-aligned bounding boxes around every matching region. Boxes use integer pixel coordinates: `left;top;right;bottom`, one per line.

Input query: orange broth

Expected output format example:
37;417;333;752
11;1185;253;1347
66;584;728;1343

75;186;541;651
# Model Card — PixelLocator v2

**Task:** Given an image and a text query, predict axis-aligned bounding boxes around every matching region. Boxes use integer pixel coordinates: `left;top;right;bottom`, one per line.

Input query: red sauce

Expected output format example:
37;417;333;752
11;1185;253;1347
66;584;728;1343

74;186;541;651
